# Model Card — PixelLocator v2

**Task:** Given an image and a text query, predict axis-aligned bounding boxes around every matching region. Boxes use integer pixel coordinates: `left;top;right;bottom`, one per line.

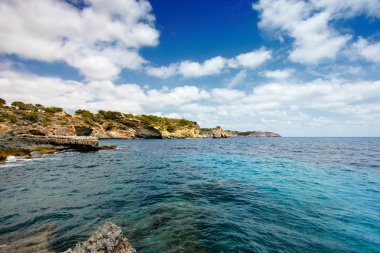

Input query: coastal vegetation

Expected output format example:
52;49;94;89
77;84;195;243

0;98;199;137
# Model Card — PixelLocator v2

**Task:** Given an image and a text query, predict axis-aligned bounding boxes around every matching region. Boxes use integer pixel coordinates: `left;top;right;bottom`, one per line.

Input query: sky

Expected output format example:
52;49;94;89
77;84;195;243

0;0;380;136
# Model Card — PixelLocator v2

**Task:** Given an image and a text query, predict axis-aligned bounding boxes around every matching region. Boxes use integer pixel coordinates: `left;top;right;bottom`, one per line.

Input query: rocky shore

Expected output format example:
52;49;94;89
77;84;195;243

64;222;136;253
0;134;115;162
0;222;135;253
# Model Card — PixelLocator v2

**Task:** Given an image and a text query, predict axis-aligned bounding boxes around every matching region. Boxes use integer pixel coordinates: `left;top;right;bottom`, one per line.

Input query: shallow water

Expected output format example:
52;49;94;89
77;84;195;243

0;137;379;252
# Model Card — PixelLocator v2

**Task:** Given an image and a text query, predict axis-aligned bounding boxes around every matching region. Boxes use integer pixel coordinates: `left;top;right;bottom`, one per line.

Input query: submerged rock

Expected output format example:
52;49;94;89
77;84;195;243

64;222;136;253
0;223;56;253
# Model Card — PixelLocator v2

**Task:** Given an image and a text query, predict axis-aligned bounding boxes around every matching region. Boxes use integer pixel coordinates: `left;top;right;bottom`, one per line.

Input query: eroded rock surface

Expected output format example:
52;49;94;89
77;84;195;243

64;222;136;253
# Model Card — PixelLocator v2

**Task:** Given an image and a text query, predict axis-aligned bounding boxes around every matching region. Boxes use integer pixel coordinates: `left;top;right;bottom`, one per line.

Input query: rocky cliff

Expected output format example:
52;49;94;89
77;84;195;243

0;100;200;139
0;99;280;140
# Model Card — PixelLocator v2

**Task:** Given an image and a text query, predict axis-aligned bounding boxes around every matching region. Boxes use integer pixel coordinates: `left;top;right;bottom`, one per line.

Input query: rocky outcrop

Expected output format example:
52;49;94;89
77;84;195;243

212;126;229;138
64;222;136;253
199;126;230;138
0;222;135;253
0;134;104;161
0;134;99;150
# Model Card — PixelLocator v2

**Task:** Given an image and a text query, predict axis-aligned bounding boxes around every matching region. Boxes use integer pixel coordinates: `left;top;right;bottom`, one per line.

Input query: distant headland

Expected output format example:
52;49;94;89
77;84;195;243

0;98;280;161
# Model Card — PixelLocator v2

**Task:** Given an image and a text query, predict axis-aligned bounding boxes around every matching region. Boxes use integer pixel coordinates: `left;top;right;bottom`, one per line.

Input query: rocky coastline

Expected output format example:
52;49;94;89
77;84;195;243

0;99;280;161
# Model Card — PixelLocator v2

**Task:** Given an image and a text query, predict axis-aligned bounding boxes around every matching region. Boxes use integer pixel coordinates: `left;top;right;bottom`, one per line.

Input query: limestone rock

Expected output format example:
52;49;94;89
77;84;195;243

212;126;228;138
64;222;136;253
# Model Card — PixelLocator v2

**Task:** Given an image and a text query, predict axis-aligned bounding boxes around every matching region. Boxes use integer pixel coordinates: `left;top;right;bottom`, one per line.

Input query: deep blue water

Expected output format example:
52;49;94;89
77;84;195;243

0;137;380;252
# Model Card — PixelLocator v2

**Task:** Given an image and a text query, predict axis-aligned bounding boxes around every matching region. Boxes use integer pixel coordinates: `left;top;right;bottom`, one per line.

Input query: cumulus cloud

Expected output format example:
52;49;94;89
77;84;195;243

353;37;380;63
0;0;159;80
1;68;380;136
253;0;380;64
146;48;271;78
145;64;179;79
262;69;294;79
178;56;226;78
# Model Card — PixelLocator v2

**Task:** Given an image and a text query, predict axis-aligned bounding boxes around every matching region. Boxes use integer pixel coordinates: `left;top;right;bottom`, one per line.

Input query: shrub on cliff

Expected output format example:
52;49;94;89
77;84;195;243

11;101;37;111
97;110;123;121
22;112;40;123
0;112;17;123
75;109;95;119
166;125;176;133
43;107;63;114
0;98;6;107
136;115;197;131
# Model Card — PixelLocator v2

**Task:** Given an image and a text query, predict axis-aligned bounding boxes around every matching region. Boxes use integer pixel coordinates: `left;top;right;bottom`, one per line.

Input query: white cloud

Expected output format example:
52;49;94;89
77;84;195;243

252;0;380;64
230;48;272;68
178;56;226;78
146;48;271;79
0;0;159;80
353;37;380;63
262;69;294;79
1;68;380;136
226;70;247;88
311;0;380;19
145;64;179;78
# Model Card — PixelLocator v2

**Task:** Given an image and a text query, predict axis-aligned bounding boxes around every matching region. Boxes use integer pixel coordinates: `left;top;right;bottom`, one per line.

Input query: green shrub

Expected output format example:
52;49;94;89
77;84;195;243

23;112;40;123
42;122;52;127
166;125;176;133
97;110;123;121
43;107;63;114
11;101;37;111
104;122;113;131
0;112;17;123
75;109;95;119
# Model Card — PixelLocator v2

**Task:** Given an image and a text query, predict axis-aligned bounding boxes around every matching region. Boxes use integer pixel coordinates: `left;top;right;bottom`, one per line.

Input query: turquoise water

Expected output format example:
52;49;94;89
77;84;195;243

0;137;380;252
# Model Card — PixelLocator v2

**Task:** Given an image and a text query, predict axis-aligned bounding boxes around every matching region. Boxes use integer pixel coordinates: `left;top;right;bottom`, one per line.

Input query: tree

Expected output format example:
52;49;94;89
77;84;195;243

0;98;6;107
11;101;37;111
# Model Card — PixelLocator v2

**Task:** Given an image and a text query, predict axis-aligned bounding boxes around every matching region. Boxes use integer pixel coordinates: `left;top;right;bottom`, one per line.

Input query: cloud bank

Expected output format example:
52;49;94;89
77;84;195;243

1;68;379;136
0;0;159;80
146;48;272;78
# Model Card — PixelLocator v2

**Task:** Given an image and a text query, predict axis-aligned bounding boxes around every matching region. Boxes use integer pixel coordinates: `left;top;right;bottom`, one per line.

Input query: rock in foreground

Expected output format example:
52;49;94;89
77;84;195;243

64;222;136;253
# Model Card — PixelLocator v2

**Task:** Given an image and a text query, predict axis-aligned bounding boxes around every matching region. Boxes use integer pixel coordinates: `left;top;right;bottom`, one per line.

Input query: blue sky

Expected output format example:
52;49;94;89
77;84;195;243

0;0;379;136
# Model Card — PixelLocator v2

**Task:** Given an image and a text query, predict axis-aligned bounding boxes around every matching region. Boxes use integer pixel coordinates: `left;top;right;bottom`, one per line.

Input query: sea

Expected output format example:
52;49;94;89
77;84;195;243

0;137;379;252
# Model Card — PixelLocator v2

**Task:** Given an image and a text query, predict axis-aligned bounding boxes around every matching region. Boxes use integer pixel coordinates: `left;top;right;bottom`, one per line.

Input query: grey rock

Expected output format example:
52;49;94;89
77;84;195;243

64;222;136;253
